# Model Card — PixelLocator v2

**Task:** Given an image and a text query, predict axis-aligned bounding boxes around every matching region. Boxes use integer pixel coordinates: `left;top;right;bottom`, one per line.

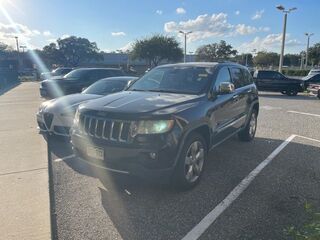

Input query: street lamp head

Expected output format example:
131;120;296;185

179;30;184;34
276;5;285;11
187;31;192;34
289;7;297;12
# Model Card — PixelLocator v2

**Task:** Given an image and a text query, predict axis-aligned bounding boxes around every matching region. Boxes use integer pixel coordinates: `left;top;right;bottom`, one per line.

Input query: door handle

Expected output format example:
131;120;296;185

232;94;239;99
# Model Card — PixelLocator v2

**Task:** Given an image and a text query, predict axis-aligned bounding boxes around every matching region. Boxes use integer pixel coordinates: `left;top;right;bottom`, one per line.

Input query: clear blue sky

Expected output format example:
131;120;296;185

0;0;319;54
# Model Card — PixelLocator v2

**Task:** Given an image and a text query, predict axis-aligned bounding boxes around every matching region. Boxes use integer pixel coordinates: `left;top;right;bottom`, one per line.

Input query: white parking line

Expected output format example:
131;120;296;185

288;110;320;118
296;135;320;144
54;154;75;162
181;134;296;240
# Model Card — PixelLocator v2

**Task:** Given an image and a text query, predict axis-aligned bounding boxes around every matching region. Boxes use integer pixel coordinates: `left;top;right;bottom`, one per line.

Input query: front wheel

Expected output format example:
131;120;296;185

238;110;258;142
173;133;207;190
286;89;298;96
317;90;320;99
280;90;287;95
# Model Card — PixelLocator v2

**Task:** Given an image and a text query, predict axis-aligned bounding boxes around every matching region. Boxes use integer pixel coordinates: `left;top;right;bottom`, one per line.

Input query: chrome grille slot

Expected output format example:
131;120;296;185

79;114;131;142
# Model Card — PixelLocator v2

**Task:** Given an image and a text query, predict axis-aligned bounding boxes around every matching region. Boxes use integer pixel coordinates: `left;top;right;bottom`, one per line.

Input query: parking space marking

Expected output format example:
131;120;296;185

296;135;320;144
181;134;296;240
288;110;320;118
54;154;75;162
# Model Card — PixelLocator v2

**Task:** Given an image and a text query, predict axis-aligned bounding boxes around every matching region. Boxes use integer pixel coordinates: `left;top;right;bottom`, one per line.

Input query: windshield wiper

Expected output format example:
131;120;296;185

129;89;149;92
147;89;183;94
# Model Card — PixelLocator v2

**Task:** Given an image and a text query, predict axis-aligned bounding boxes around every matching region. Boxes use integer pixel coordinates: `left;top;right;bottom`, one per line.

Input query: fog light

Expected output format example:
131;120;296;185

149;152;157;160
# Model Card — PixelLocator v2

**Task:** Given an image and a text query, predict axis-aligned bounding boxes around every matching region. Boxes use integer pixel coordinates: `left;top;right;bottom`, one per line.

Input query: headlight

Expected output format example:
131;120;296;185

130;120;174;137
73;109;80;126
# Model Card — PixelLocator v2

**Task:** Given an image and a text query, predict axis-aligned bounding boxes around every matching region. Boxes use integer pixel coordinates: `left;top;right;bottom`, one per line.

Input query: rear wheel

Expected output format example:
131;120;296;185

238;110;258;142
317;90;320;99
173;133;207;190
286;89;298;96
280;90;287;95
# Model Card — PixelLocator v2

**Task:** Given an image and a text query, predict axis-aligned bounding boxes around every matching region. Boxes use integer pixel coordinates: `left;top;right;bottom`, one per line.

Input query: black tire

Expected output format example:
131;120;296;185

238;110;258;142
172;132;207;190
286;89;298;96
317;90;320;99
280;90;287;95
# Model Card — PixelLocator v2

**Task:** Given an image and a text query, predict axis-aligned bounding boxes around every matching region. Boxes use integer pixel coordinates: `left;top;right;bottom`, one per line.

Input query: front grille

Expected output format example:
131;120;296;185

43;113;54;128
79;114;131;142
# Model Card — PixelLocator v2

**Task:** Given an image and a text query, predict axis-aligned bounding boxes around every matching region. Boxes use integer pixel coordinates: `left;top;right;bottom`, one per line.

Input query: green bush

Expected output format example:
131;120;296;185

285;203;320;240
282;69;309;76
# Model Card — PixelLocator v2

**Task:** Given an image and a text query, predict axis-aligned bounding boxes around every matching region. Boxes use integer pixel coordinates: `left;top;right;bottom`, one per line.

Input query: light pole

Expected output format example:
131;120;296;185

20;45;27;53
179;31;192;63
14;36;19;52
276;5;297;73
304;33;314;69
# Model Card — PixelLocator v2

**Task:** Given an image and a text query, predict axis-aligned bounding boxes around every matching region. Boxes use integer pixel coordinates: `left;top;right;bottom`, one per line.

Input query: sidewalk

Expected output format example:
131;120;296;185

0;82;51;239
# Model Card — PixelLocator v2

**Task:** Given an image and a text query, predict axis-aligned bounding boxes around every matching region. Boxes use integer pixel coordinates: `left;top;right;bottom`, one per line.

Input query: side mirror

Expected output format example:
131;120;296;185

218;82;235;94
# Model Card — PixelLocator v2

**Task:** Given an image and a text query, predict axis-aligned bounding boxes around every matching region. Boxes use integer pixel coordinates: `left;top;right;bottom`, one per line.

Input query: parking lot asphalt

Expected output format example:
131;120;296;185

46;91;320;239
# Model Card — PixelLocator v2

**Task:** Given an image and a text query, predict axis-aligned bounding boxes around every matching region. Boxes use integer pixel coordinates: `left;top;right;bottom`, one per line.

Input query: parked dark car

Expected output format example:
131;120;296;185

40;67;73;80
302;73;320;88
253;70;304;96
70;62;259;189
40;68;125;99
307;83;320;99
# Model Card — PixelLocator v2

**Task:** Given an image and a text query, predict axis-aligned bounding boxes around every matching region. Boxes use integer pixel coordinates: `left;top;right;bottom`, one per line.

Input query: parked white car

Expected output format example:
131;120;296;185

36;76;137;137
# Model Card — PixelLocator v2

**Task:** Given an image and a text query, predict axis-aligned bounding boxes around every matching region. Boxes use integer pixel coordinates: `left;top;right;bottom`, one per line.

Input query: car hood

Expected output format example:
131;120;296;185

79;91;204;118
43;93;102;114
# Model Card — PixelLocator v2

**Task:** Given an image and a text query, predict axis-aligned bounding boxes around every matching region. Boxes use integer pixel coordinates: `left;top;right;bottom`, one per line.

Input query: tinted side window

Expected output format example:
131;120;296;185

214;67;231;91
241;68;254;85
109;70;123;77
259;71;274;79
230;67;245;88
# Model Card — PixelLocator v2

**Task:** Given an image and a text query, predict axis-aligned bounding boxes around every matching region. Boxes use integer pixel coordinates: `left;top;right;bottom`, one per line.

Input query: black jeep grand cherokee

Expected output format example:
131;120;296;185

71;62;259;189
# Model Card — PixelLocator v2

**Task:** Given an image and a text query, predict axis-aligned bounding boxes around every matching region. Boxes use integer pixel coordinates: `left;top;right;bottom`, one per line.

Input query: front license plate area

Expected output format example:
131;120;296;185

86;146;104;160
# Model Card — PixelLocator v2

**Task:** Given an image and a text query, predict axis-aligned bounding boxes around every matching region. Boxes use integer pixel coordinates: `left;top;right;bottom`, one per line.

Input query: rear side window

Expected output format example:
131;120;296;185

213;67;231;91
230;67;245;89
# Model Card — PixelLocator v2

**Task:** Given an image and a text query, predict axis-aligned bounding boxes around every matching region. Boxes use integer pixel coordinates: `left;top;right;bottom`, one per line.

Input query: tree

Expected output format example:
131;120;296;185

253;51;279;67
131;34;183;67
41;43;64;66
195;40;237;62
233;53;253;66
308;43;320;65
0;42;10;52
284;54;300;66
41;36;103;67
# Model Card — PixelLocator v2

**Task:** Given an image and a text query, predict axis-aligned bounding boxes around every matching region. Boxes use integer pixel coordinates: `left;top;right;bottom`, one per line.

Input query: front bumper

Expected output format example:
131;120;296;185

307;88;320;96
71;130;181;181
36;111;73;137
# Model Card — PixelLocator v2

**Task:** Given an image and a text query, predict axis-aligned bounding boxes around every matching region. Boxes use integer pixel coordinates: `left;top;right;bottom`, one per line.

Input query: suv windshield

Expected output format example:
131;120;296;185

128;66;213;94
82;80;128;95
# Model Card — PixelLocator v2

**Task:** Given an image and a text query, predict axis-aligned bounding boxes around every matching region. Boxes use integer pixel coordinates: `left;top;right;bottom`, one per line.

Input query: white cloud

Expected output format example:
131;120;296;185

60;34;70;39
46;38;57;43
118;42;133;52
235;10;240;15
176;7;186;14
156;10;163;15
252;10;264;20
111;31;126;37
43;31;52;36
238;33;301;53
164;13;269;42
32;30;41;35
0;22;44;48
